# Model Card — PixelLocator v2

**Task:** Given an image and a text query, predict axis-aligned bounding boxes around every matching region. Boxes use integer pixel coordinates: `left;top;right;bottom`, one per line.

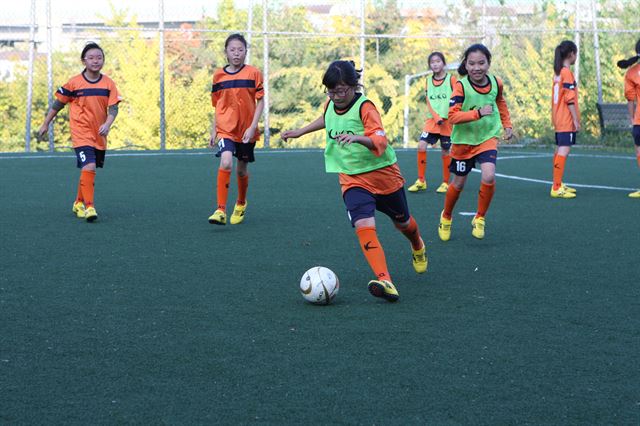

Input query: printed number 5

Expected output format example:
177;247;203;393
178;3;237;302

79;151;86;162
456;161;466;172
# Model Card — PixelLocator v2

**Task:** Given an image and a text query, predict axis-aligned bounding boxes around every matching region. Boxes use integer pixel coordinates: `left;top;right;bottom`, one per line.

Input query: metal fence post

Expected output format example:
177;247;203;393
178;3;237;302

591;0;603;103
25;0;37;152
46;0;54;151
262;0;270;148
360;0;365;85
159;0;166;150
246;0;253;64
574;0;580;84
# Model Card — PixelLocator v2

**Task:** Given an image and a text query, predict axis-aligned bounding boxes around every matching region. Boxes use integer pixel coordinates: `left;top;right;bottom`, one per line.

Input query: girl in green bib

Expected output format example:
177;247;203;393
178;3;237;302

409;52;457;194
438;44;513;241
282;61;427;303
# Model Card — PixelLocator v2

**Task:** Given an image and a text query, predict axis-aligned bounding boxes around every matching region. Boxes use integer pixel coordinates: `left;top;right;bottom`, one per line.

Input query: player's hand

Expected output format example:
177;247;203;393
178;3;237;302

503;127;513;141
98;123;111;136
209;133;217;148
242;127;256;143
37;123;48;141
281;129;302;142
335;133;358;146
574;121;581;132
478;105;493;117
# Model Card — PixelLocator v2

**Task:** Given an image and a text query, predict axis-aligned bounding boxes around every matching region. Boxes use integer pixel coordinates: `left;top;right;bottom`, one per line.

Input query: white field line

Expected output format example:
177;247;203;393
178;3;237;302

469;169;636;191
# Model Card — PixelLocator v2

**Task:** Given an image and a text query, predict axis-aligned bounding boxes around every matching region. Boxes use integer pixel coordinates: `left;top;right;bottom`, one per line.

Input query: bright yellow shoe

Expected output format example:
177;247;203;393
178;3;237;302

629;190;640;198
208;209;226;225
550;186;576;199
408;179;427;192
562;183;576;193
412;240;428;274
438;210;452;241
72;201;85;218
230;202;247;225
471;216;485;239
367;279;399;302
436;182;449;193
84;206;98;222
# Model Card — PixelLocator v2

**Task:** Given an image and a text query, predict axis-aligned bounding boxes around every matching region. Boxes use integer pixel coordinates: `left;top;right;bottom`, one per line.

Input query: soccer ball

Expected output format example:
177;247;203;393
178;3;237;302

299;266;339;305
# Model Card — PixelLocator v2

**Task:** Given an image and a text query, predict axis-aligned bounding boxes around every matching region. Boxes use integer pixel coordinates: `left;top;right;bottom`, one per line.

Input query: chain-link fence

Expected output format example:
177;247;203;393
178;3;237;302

1;0;638;152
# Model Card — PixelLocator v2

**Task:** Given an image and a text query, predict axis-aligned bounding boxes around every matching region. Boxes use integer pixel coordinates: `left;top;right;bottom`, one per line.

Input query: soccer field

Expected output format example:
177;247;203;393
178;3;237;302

1;148;639;424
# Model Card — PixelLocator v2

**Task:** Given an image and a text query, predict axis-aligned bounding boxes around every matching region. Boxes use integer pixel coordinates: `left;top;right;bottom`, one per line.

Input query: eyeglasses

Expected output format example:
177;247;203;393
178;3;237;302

324;87;352;98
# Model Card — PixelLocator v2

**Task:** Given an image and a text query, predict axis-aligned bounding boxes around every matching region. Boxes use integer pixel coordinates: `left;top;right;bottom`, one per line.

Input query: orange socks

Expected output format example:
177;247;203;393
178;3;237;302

216;169;231;211
553;155;567;190
237;174;249;205
395;216;423;250
442;154;451;183
477;181;495;218
79;170;95;207
355;226;391;282
75;179;84;203
443;184;462;219
417;150;426;182
636;153;640;168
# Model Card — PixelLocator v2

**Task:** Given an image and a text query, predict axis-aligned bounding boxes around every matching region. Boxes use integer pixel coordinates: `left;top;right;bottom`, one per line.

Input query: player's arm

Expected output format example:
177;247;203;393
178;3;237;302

209;111;217;148
561;72;580;131
98;104;119;136
448;82;486;124
627;101;636;125
37;100;66;140
624;73;637;125
334;102;387;154
242;98;265;143
496;78;513;139
281;115;325;141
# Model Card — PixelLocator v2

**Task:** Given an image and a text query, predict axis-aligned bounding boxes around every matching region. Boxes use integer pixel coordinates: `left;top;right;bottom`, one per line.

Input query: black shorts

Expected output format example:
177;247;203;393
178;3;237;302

555;132;577;146
633;125;640;147
343;187;411;227
75;146;105;168
419;132;451;150
449;150;497;176
215;138;256;163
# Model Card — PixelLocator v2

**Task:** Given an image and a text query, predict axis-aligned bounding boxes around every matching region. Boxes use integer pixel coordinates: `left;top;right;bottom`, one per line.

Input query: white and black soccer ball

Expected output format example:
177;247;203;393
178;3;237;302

299;266;339;305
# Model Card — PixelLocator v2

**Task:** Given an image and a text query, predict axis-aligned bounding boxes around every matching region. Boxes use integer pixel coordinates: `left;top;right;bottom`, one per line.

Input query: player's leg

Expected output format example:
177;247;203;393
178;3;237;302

378;188;427;274
345;188;398;302
74;146;99;222
230;143;255;224
437;137;452;193
629;127;640;198
209;139;235;225
408;136;428;192
439;156;471;241
472;151;497;239
551;133;576;198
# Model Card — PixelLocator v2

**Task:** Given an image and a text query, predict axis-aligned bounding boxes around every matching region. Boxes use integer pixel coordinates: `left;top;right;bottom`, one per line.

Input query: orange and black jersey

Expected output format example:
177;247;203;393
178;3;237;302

624;63;640;125
552;67;580;132
211;64;264;142
55;72;122;150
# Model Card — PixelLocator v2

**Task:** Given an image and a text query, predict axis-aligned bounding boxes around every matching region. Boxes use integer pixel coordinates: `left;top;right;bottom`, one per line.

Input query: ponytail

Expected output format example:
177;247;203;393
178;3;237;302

554;40;577;76
617;38;640;69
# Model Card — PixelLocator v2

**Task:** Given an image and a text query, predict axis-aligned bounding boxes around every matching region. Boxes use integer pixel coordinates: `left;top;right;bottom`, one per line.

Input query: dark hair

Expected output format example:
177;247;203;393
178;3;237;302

428;52;446;69
322;60;362;89
458;44;492;76
225;33;247;50
81;42;104;60
617;38;640;69
554;40;577;75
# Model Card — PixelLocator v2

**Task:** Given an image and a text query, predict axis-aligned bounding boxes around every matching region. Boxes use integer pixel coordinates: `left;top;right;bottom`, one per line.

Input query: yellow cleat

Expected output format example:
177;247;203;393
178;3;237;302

438;210;452;241
471;216;485;239
629;190;640;198
229;202;247;225
436;182;449;193
72;201;85;218
562;183;576;193
367;279;399;302
84;206;98;222
208;209;226;225
411;240;428;274
550;186;576;199
408;179;427;192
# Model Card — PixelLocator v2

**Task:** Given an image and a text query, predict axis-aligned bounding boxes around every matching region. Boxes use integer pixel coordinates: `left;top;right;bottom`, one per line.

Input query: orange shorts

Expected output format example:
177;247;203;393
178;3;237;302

450;138;498;160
